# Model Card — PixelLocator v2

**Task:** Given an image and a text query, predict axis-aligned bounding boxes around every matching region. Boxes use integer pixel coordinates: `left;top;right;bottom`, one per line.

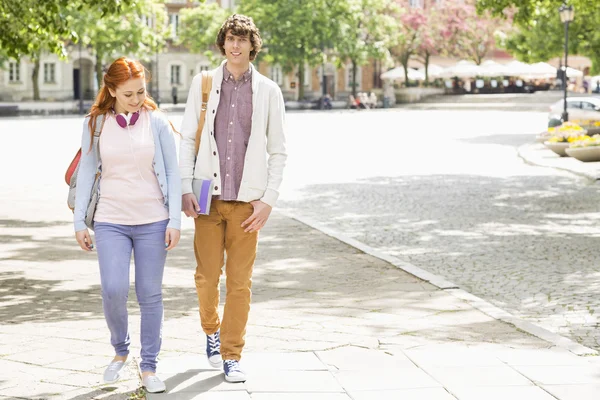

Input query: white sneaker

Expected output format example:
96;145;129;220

103;360;126;383
143;375;166;393
223;359;246;383
206;330;222;368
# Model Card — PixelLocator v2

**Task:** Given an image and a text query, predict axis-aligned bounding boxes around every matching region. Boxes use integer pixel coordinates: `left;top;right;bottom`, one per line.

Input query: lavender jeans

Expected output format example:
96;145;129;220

94;219;168;373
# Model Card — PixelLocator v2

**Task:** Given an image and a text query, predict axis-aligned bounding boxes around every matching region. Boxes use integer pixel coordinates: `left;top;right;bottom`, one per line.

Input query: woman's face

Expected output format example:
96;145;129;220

109;77;146;114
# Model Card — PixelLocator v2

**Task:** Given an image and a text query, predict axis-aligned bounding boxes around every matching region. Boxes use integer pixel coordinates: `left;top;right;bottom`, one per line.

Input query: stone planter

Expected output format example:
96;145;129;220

565;146;600;162
543;141;570;157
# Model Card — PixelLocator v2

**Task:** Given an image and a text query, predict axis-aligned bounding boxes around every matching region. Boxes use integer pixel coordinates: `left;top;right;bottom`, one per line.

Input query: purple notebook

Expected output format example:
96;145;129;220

192;178;213;215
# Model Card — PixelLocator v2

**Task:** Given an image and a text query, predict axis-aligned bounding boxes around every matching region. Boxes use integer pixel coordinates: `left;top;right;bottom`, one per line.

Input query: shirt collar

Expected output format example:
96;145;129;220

223;64;252;83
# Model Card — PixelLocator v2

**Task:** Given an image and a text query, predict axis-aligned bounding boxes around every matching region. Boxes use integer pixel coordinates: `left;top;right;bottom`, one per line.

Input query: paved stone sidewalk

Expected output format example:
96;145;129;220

518;142;600;181
1;213;599;399
2;212;599;400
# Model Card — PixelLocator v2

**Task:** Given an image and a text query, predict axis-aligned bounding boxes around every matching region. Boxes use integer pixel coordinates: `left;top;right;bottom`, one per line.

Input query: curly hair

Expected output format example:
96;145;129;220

216;14;262;61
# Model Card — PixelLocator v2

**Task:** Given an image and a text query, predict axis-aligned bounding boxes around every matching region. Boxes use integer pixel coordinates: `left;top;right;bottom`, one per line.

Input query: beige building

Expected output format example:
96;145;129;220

0;0;385;103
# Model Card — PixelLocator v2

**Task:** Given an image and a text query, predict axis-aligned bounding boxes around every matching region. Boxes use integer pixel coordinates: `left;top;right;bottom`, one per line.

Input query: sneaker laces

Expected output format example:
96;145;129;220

145;376;161;383
224;359;241;373
207;333;220;354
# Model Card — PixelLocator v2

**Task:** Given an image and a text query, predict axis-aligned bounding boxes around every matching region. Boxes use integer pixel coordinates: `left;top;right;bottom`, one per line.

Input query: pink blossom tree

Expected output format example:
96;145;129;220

391;7;427;83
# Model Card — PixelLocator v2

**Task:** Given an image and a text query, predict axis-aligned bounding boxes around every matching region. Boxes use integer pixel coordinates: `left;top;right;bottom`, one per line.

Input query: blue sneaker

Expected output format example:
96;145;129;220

206;330;222;368
223;359;246;383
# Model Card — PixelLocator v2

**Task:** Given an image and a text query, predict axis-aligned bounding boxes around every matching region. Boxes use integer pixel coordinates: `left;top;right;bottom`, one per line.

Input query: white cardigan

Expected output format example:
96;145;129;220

179;61;287;207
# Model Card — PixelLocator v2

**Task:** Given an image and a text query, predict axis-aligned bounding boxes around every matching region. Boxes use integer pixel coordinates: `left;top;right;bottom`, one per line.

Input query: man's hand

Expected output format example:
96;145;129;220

165;228;181;251
241;200;272;233
182;193;200;218
75;229;94;251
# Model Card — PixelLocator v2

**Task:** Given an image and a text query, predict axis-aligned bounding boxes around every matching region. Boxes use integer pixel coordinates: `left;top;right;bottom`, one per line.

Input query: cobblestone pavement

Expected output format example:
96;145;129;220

273;109;600;351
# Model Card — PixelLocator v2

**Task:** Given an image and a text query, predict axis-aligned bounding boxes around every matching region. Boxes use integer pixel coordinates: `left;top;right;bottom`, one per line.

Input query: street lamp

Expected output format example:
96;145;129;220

559;4;574;122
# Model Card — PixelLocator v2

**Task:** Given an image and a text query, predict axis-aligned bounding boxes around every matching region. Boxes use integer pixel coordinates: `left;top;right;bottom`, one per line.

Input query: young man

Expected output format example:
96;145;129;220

179;14;286;383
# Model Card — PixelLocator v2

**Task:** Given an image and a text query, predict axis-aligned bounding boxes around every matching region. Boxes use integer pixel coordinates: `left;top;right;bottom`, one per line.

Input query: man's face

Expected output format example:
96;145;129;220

224;30;253;67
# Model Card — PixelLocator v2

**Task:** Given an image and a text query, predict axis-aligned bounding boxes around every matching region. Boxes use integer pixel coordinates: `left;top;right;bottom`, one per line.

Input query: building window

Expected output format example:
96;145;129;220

409;0;422;8
198;64;210;73
170;65;181;85
303;63;311;87
142;15;154;28
9;62;20;82
346;65;362;90
270;65;283;85
169;14;179;38
43;63;56;83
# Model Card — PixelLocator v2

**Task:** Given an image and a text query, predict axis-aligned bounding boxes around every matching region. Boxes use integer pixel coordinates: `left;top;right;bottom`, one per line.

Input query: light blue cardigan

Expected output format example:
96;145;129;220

73;110;181;232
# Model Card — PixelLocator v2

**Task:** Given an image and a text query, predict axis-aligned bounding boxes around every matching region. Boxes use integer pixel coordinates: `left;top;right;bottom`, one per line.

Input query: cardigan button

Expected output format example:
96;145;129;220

216;90;219;94
213;151;216;155
214;173;217;177
212;110;215;114
214;186;218;190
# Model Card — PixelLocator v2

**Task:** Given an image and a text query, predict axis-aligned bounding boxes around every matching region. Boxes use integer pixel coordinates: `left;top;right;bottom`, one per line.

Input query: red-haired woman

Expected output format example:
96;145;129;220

73;57;181;393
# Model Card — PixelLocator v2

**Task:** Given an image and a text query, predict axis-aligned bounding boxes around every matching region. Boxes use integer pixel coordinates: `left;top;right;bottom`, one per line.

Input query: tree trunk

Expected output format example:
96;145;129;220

31;54;40;101
298;62;305;101
424;52;430;86
401;52;410;85
351;59;357;98
95;53;103;90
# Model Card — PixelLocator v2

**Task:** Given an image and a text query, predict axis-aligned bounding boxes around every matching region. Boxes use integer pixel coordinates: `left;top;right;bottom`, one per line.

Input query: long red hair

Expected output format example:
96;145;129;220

87;57;158;150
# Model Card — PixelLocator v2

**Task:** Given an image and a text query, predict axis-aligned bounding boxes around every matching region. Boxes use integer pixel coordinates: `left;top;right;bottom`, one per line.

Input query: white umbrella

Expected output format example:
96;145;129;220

564;66;583;78
417;64;444;79
503;60;533;77
530;62;557;76
478;60;508;77
437;60;481;78
380;67;425;81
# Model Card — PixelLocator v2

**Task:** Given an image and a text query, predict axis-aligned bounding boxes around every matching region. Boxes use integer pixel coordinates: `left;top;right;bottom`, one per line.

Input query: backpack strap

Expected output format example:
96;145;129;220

93;114;105;171
195;71;213;156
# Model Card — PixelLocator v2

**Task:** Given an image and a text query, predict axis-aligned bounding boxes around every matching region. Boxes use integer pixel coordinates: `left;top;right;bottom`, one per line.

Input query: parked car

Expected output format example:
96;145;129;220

548;97;600;134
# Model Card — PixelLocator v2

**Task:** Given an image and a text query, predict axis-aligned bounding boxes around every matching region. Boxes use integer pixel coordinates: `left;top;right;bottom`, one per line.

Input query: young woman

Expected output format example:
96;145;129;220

73;57;181;393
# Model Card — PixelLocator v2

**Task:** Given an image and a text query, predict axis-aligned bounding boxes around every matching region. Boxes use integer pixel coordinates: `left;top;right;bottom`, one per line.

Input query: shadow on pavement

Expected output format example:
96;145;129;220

279;173;600;350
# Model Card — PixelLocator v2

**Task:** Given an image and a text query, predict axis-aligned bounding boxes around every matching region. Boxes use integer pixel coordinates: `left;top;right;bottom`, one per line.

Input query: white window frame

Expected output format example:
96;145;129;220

43;62;56;83
270;64;283;86
169;13;179;38
142;15;154;28
197;63;210;74
303;63;311;88
346;64;362;91
9;61;20;83
170;64;182;85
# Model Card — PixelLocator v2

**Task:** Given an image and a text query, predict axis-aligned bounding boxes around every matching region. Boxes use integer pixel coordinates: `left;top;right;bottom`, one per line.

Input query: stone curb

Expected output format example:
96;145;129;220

517;142;600;181
278;209;598;357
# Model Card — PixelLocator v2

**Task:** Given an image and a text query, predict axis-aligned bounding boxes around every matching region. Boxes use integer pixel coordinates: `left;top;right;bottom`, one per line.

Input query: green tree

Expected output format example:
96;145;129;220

238;0;344;100
334;0;400;97
177;2;230;66
0;0;134;59
477;0;600;73
69;0;169;90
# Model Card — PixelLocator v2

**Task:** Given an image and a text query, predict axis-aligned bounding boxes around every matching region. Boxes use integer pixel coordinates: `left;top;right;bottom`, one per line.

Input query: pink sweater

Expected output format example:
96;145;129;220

94;110;168;225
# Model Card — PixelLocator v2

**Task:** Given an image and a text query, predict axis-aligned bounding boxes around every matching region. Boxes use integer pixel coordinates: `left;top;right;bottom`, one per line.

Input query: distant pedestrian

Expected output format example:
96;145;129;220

171;85;178;105
73;57;181;393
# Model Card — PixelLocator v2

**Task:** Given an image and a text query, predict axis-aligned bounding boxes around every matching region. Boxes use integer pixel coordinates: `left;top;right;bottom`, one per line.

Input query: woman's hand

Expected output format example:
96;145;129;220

165;228;180;251
75;229;94;251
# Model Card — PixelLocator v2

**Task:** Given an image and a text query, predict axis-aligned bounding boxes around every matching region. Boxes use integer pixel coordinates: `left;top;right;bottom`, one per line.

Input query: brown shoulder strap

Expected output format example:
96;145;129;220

195;71;214;156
